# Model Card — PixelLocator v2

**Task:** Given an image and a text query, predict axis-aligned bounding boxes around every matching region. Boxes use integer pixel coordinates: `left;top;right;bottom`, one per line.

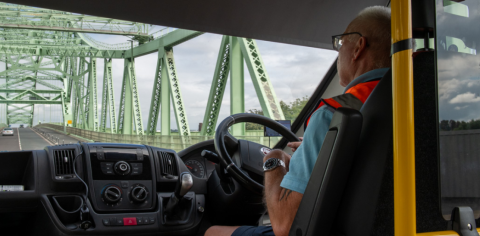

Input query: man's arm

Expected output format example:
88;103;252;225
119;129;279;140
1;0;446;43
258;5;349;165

263;150;303;236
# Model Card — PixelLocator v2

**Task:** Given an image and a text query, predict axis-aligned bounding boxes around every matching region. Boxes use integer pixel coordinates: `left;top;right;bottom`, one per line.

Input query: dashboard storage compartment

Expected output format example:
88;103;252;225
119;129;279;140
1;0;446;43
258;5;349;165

51;195;83;225
0;151;35;190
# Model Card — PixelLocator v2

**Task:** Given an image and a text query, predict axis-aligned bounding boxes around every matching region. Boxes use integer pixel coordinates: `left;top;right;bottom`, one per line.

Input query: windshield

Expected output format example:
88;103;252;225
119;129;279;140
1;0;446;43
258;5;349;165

0;12;338;152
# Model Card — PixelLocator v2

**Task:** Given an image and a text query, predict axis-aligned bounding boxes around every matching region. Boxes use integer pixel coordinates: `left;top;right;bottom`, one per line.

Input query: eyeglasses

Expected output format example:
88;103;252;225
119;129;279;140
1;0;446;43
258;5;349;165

331;32;366;51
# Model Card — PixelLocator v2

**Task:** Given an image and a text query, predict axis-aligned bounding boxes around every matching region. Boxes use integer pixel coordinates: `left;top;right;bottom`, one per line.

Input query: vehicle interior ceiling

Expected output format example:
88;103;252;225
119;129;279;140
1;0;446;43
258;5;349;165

1;0;469;235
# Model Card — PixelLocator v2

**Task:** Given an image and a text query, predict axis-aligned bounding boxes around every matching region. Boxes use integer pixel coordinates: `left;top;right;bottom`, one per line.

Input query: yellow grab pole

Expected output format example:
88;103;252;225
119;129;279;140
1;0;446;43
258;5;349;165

391;0;416;236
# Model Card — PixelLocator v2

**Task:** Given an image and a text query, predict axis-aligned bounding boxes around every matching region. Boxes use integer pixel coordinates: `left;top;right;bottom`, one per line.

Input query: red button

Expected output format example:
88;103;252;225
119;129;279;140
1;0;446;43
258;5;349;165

123;217;137;226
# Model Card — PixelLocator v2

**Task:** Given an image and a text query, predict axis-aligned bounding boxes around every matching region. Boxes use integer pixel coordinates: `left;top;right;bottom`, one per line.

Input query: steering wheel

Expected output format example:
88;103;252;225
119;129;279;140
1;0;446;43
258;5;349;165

214;113;300;195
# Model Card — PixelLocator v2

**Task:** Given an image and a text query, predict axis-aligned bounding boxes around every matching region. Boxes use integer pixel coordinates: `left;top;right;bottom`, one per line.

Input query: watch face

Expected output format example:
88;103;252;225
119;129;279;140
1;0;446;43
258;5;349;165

264;158;278;169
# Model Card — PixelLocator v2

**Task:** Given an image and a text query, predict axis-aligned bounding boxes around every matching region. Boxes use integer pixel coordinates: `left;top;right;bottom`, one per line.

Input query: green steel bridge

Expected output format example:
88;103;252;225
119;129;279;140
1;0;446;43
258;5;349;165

0;2;285;143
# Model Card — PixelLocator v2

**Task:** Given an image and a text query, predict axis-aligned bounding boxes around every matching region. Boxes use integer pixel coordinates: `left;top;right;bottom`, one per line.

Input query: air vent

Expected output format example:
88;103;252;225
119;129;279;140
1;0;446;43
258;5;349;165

53;149;76;179
158;151;178;177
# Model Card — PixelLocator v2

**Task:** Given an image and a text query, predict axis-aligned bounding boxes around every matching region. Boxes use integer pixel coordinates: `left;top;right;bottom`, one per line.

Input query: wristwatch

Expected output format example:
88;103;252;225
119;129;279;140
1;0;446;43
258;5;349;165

263;158;286;172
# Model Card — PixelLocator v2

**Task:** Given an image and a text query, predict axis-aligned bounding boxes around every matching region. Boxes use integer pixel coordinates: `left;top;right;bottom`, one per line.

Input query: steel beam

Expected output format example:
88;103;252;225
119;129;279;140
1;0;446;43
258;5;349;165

200;36;231;135
87;58;98;131
146;48;165;135
100;58;117;133
61;57;73;127
0;89;62;93
117;60;131;134
240;38;285;120
100;59;109;132
160;57;171;136
230;37;245;136
0;100;62;104
0;4;150;36
0;29;202;58
118;58;143;135
106;59;117;133
165;49;190;136
127;58;144;135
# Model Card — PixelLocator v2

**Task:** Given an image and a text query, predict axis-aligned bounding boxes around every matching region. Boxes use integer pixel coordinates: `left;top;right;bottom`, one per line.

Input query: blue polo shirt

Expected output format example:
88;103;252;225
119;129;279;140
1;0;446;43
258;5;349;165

280;68;389;194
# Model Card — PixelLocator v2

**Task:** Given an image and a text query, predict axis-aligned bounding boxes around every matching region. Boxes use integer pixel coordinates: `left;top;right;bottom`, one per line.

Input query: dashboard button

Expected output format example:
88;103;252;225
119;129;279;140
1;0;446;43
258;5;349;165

148;217;155;224
116;218;124;225
121;181;129;189
131;163;142;168
102;170;114;175
123;217;137;226
102;218;110;226
109;217;117;225
101;162;113;167
103;166;112;171
136;217;144;225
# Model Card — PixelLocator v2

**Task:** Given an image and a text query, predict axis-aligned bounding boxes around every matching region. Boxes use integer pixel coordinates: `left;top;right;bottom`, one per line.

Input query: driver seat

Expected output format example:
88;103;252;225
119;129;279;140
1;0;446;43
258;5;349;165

289;68;394;236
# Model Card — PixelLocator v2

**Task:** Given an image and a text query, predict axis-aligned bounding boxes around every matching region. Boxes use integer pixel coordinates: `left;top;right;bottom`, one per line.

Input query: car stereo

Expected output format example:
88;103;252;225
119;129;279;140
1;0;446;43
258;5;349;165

87;144;156;212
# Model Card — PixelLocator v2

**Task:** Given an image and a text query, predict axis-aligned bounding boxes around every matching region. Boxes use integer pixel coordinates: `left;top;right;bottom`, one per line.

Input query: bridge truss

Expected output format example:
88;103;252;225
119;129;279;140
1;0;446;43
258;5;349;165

0;2;284;136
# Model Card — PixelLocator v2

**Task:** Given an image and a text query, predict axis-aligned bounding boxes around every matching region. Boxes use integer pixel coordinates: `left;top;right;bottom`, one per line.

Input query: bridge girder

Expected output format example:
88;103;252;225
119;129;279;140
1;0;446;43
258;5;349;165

0;2;285;138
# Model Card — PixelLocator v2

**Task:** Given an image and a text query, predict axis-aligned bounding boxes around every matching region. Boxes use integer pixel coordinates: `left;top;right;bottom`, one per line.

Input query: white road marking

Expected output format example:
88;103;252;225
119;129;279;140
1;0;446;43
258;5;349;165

16;128;22;150
29;127;55;146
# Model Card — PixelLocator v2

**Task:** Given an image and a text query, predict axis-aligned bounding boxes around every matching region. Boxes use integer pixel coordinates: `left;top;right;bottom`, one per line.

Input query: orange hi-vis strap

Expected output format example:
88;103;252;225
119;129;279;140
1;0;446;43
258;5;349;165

305;80;380;129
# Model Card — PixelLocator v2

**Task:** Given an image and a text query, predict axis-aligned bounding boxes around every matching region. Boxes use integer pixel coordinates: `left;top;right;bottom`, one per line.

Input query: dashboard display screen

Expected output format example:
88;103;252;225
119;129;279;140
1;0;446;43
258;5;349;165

104;148;138;160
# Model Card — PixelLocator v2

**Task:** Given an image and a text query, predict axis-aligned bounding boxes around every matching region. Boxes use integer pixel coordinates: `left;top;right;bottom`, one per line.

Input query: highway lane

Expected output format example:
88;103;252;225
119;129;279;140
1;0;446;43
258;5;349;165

0;128;20;151
18;128;52;151
0;127;85;152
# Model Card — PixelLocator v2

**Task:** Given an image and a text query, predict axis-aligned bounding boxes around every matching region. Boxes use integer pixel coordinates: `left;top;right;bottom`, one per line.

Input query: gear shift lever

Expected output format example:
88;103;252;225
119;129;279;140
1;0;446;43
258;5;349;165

164;172;193;217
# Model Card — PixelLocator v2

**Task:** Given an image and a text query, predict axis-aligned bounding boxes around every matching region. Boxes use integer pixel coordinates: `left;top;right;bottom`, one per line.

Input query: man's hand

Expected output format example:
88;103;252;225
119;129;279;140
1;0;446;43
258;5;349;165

287;137;303;152
263;150;303;236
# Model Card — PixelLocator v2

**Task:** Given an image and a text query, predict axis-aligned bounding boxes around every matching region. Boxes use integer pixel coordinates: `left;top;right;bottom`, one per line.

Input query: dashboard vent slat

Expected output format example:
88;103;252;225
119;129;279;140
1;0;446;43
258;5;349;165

53;149;75;177
158;151;178;176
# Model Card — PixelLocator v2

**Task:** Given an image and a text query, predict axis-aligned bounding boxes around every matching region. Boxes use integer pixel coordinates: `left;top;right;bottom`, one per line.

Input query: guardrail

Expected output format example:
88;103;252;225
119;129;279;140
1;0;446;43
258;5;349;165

35;124;282;152
31;127;63;145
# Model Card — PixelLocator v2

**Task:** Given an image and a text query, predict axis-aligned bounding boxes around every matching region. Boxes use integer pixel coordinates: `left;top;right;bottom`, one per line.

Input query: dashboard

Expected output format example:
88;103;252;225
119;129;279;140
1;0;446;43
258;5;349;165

0;142;212;236
0;139;267;236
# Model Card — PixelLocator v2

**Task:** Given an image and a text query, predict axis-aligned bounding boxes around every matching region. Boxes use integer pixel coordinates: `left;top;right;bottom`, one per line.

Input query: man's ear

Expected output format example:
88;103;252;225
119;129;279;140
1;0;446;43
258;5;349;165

352;37;367;61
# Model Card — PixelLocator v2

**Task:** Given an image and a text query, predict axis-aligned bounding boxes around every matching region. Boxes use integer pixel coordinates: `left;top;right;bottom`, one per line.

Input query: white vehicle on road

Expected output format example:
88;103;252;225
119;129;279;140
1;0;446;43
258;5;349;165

1;128;14;136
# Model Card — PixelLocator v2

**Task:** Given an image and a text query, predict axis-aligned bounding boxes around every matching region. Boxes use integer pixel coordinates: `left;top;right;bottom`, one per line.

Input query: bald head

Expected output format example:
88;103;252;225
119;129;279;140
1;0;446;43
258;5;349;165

337;6;391;87
346;6;391;68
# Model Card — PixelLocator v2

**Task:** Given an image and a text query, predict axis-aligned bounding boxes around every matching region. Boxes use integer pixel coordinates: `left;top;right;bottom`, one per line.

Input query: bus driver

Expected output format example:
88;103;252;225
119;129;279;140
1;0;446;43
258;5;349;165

206;6;392;236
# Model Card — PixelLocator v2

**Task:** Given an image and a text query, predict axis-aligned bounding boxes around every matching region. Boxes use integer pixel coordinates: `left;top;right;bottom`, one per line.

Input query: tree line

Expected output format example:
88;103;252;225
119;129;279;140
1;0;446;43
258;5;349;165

246;96;309;130
440;119;480;131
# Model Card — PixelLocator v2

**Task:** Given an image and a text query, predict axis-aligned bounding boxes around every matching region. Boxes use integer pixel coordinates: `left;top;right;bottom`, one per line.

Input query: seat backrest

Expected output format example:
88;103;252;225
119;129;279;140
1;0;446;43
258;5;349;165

289;107;363;236
333;52;440;236
291;53;439;236
333;69;394;236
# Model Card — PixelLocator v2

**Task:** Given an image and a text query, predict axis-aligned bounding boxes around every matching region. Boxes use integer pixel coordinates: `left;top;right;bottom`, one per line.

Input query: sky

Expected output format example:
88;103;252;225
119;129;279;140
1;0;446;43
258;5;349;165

2;28;339;130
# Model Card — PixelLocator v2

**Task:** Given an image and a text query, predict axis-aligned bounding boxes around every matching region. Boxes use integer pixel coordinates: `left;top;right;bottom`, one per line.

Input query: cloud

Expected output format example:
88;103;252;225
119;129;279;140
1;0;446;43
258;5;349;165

449;92;480;104
454;105;469;110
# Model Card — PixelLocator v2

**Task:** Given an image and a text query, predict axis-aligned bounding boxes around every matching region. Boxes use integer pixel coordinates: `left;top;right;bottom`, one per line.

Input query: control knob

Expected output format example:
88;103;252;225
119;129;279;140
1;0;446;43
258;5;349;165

130;184;148;203
102;185;122;204
114;161;131;175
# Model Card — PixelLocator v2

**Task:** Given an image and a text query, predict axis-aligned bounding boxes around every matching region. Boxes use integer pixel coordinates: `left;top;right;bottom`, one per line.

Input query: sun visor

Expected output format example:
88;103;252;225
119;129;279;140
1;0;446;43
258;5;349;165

6;0;388;49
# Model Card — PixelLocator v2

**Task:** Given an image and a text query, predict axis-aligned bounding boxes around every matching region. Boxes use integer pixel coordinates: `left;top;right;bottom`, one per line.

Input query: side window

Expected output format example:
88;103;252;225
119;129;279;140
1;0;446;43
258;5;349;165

436;0;480;220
